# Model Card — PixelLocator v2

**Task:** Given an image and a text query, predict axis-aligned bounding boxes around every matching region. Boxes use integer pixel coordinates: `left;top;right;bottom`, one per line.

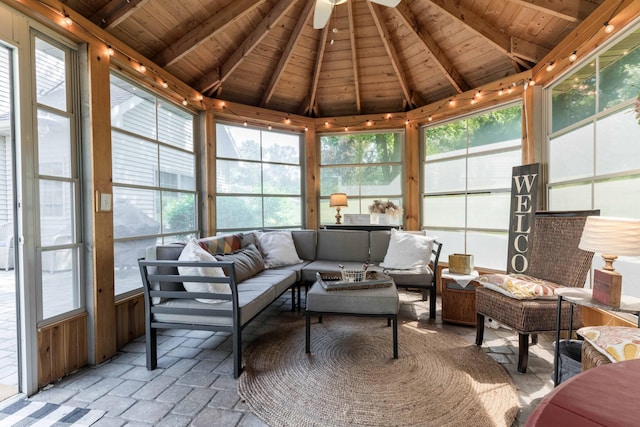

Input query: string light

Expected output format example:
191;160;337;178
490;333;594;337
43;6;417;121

546;61;555;72
604;21;614;33
529;78;536;86
344;126;348;131
63;14;72;26
305;126;309;132
182;99;188;106
138;63;146;73
386;113;392;119
498;88;504;96
244;121;248;127
569;51;577;62
195;94;203;101
428;115;432;122
161;81;169;88
268;124;272;130
448;99;455;106
106;45;114;56
285;116;291;124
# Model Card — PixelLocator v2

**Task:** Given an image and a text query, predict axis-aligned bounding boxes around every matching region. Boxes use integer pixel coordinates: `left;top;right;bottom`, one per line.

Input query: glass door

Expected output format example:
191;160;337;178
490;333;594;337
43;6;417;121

0;43;19;401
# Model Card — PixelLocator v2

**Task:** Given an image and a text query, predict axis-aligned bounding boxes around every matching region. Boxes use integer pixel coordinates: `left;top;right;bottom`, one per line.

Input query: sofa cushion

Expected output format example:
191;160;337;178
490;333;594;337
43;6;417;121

370;264;434;287
145;243;186;304
256;231;303;268
380;229;435;270
316;229;369;262
153;285;276;327
291;230;317;261
215;244;265;283
177;240;228;303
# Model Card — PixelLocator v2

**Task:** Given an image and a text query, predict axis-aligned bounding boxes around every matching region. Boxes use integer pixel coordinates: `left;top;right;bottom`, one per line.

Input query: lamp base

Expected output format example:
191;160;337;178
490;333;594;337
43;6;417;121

593;268;622;307
335;207;342;225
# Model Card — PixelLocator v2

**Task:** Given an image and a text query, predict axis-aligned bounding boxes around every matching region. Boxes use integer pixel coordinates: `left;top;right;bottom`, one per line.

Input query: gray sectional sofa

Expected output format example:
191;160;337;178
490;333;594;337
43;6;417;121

138;228;442;378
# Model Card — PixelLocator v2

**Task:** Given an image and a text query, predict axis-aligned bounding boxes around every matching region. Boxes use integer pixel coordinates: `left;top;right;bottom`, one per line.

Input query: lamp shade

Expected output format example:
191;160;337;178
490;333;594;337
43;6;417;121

578;216;640;256
329;193;348;208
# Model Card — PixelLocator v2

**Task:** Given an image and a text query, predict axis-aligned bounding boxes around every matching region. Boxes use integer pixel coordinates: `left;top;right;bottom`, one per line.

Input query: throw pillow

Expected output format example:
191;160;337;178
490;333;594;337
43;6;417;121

197;233;242;255
578;326;640;363
380;229;435;270
215;244;265;283
255;231;303;268
478;273;559;300
177;240;229;303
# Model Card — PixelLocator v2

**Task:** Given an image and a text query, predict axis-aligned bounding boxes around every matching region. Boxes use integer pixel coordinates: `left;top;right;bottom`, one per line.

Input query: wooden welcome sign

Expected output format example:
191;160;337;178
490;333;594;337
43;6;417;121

507;163;540;274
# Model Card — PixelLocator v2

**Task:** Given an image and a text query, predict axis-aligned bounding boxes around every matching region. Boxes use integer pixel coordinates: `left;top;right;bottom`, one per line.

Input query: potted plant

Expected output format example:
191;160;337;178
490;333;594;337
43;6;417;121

368;200;403;225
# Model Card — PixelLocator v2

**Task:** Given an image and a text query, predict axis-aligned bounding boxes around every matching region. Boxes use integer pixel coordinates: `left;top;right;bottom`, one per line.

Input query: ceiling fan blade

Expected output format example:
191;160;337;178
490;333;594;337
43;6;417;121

370;0;401;7
313;0;334;29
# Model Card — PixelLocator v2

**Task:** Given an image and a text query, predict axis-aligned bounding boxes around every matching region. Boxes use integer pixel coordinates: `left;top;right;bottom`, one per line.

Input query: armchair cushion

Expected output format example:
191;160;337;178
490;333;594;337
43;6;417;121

478;273;560;300
578;326;640;363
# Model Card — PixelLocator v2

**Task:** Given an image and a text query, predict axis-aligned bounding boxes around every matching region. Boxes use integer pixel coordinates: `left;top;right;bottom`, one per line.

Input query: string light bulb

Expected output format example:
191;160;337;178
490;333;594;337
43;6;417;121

529;78;536;86
63;14;72;26
428;115;433;122
405;119;410;125
285;116;291;124
195;94;203;101
182;99;188;106
344;126;348;131
569;51;578;62
448;99;455;106
161;81;168;88
604;21;614;33
304;126;309;132
268;124;272;130
546;61;555;72
498;88;504;96
138;63;146;73
106;45;114;56
244;121;248;127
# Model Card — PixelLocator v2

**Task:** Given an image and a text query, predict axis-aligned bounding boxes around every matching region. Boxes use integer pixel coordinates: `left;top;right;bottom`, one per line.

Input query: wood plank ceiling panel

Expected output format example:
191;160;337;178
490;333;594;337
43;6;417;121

55;0;607;117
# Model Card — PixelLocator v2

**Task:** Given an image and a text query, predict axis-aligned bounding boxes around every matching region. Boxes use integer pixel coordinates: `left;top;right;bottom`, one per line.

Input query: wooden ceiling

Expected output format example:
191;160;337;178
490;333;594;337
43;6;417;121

63;0;604;117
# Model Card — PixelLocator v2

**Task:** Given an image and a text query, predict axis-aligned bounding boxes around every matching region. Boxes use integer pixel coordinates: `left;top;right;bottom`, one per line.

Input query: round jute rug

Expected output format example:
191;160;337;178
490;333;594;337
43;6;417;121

238;317;518;427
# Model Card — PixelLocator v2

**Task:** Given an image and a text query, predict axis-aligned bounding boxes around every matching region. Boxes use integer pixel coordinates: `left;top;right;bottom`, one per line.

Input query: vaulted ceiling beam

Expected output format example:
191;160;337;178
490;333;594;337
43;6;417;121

394;2;469;94
196;0;297;94
91;0;149;30
347;1;362;114
261;0;315;107
507;0;598;22
367;3;414;108
429;0;549;67
155;0;268;67
306;25;330;116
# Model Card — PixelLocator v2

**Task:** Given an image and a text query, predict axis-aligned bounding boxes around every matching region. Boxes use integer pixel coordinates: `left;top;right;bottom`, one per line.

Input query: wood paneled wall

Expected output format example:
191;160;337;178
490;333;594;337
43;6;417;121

37;314;87;388
115;295;146;348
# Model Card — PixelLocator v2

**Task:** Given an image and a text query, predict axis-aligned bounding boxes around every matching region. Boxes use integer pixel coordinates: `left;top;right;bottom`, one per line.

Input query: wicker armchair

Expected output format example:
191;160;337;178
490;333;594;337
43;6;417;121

475;210;599;373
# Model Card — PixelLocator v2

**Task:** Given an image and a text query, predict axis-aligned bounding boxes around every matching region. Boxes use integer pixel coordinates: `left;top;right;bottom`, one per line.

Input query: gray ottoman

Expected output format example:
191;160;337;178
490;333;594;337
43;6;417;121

305;280;400;358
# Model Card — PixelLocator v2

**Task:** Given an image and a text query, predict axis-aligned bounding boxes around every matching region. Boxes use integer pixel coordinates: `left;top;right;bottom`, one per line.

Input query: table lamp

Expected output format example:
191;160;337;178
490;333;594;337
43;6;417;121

329;193;348;224
578;216;640;306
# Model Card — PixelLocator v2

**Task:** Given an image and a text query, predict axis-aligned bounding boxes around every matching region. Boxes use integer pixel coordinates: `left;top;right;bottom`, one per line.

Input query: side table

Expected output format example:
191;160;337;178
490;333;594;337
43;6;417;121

441;269;480;326
553;287;640;386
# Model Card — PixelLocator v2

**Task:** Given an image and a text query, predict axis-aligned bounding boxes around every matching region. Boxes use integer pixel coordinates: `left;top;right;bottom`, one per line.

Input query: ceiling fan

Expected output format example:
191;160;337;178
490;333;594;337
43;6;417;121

313;0;401;30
